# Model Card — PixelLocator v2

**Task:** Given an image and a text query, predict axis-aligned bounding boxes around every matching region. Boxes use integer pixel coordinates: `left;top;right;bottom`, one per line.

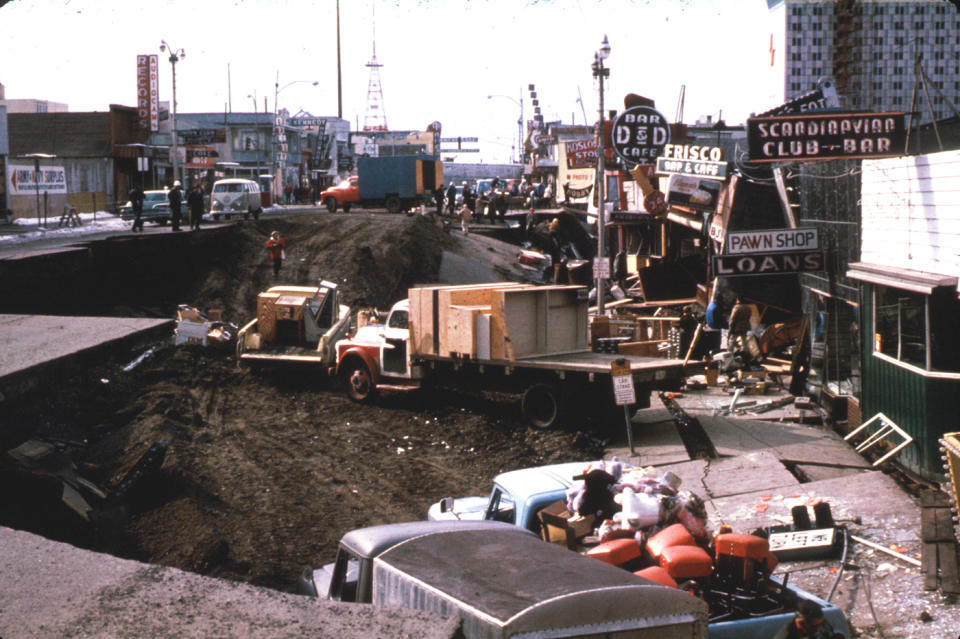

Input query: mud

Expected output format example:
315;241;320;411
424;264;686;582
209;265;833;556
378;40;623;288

1;213;604;592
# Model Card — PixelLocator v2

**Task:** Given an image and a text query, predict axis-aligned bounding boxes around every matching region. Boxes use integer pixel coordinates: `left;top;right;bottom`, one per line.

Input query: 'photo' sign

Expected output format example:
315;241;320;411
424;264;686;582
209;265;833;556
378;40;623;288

746;112;905;162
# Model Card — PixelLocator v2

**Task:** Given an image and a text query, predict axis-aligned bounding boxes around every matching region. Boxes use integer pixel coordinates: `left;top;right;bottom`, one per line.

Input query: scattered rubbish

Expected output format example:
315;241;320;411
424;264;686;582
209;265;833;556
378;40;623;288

849;533;921;566
174;305;238;347
122;345;157;372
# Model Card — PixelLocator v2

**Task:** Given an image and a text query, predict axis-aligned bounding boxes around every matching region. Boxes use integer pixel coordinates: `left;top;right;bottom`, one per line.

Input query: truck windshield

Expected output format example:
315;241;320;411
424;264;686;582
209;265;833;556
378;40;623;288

329;548;360;602
387;310;409;329
484;488;515;524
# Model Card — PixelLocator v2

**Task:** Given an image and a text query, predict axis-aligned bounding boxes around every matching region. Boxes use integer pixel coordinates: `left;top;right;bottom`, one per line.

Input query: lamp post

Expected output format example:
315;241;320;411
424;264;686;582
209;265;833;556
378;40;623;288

159;40;185;187
272;76;319;203
486;93;524;164
592;34;611;315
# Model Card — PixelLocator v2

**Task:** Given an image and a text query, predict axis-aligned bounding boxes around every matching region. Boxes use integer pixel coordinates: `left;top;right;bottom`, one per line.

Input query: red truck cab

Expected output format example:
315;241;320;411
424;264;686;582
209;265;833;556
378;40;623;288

320;176;359;213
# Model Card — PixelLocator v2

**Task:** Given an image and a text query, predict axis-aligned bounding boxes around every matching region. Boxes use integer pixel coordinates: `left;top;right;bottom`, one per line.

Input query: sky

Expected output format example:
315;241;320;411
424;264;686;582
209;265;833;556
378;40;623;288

0;0;781;164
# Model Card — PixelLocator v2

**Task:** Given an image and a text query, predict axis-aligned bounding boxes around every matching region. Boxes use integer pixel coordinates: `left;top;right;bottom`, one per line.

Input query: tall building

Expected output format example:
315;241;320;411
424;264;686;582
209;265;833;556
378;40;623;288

767;0;960;122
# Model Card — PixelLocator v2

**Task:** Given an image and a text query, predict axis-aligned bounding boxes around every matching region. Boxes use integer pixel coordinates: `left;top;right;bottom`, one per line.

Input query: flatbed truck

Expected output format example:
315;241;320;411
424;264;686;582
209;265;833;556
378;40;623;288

333;283;688;428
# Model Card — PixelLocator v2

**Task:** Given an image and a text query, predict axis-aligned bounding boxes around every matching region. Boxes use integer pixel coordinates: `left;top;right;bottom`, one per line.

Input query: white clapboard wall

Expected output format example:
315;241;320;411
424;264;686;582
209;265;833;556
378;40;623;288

860;149;960;293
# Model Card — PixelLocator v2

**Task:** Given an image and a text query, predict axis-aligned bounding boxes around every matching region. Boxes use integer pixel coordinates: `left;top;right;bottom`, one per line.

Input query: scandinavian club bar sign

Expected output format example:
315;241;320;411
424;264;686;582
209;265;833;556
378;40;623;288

746;112;906;162
715;227;823;276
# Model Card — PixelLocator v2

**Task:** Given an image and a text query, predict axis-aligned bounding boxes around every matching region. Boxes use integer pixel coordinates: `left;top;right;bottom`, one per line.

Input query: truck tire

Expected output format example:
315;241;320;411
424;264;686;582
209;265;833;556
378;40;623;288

325;197;338;213
385;196;401;214
341;359;377;403
522;382;565;429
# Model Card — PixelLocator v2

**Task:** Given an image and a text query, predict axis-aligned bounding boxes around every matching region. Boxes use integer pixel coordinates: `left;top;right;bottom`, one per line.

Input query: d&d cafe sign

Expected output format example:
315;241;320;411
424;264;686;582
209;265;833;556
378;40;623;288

611;105;670;166
747;112;906;162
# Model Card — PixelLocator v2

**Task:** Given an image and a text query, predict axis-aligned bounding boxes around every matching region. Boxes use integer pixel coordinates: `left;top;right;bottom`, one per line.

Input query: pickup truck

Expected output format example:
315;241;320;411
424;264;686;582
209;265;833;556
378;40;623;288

236;281;351;369
428;461;851;639
320;176;359;213
333;283;687;428
299;520;709;639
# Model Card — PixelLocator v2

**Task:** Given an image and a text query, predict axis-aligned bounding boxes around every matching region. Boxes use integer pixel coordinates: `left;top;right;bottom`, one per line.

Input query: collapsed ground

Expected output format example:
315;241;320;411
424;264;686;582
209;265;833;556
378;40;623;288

2;212;606;592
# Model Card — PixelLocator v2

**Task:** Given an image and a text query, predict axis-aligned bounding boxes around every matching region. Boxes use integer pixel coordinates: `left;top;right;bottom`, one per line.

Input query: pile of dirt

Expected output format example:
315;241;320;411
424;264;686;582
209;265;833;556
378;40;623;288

3;212;605;592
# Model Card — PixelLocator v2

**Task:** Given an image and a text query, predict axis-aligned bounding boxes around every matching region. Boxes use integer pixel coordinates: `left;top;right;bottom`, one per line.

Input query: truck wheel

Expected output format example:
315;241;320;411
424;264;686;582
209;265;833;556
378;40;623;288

342;204;351;213
325;197;338;213
212;214;221;221
522;383;565;429
342;359;377;403
385;196;401;214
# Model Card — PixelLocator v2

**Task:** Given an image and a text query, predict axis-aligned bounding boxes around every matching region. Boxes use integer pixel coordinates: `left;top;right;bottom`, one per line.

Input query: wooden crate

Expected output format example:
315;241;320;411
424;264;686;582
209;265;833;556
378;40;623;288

257;292;281;342
409;283;524;356
443;305;490;357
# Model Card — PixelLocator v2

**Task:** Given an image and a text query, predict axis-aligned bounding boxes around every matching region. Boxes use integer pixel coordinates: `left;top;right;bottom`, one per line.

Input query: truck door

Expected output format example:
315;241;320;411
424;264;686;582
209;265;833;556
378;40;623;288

382;308;410;376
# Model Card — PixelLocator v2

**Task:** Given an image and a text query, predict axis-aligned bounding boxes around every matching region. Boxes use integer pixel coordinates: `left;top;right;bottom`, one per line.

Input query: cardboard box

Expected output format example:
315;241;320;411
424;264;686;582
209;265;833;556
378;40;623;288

538;499;595;550
175;319;210;346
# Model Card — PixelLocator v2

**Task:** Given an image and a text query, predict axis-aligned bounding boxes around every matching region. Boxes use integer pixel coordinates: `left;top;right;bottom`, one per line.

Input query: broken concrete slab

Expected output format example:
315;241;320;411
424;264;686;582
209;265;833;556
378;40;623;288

0;526;462;639
701;450;801;499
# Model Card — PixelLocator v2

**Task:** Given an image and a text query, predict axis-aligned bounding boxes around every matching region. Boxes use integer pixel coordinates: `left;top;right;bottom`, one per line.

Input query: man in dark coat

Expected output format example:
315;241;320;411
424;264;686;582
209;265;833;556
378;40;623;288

168;181;183;231
129;184;144;232
187;184;205;231
445;182;457;216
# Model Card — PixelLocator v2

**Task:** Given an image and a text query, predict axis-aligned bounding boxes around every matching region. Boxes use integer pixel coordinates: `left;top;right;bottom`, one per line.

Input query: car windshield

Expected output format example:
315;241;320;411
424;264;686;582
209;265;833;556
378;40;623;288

215;184;244;193
143;192;168;205
338;179;353;188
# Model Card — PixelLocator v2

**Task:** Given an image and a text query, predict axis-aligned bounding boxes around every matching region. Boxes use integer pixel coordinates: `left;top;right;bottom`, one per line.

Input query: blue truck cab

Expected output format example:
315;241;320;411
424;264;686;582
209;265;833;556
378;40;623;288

428;461;850;639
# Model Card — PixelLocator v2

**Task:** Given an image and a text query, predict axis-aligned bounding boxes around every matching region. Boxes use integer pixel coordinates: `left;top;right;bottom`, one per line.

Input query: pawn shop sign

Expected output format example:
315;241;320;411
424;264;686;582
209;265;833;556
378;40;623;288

611;359;637;406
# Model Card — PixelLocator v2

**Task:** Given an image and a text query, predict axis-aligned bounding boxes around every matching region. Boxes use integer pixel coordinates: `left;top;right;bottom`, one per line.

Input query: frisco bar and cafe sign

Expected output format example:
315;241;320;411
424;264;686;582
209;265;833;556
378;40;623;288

746;112;906;162
656;143;727;180
136;54;159;132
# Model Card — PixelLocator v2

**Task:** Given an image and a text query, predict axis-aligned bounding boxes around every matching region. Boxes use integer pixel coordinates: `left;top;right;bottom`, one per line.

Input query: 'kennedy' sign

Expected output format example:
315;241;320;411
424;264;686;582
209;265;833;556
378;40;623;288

746;112;906;162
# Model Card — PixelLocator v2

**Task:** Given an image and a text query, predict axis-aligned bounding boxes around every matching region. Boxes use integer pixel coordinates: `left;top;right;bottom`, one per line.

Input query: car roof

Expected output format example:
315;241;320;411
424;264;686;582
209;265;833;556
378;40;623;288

494;460;598;500
213;178;256;185
340;520;529;559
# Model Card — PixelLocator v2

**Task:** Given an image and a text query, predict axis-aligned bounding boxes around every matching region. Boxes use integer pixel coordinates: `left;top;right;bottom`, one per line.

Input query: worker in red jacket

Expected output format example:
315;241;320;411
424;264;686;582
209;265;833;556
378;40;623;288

265;231;286;277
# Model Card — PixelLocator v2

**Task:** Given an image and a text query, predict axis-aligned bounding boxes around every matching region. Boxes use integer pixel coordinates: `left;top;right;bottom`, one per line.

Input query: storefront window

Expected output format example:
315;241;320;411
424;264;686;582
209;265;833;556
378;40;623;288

875;286;926;367
873;285;960;373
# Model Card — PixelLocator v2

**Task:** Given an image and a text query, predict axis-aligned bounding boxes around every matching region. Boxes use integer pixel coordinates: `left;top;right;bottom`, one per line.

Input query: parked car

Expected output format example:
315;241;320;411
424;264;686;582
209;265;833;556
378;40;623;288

119;189;172;225
209;178;262;220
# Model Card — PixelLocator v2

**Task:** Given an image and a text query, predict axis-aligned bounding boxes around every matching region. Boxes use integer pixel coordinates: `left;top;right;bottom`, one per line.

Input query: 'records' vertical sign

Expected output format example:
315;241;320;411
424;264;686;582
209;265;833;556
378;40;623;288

136;54;159;132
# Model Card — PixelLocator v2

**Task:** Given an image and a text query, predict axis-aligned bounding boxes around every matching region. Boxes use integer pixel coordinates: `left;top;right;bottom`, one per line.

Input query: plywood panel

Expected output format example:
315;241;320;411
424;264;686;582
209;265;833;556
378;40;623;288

443;305;490;357
257;292;281;342
476;312;491;360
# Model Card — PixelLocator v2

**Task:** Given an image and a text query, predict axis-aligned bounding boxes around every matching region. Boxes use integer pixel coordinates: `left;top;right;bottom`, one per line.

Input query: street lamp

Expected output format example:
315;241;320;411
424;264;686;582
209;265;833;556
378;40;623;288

272;76;319;202
487;93;524;164
592;34;610;315
159;40;185;187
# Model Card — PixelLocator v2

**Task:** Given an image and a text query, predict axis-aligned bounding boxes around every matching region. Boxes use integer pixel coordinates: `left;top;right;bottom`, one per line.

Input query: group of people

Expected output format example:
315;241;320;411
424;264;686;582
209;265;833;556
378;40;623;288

127;181;205;233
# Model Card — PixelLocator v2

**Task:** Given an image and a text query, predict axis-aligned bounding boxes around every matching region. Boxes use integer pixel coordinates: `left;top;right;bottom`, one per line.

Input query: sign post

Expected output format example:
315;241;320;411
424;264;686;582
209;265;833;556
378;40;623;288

611;358;637;455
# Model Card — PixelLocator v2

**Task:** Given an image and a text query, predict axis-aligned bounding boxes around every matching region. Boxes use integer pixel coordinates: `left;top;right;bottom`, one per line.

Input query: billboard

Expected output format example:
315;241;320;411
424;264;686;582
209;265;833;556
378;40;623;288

746;112;906;162
136;54;159;132
7;163;67;194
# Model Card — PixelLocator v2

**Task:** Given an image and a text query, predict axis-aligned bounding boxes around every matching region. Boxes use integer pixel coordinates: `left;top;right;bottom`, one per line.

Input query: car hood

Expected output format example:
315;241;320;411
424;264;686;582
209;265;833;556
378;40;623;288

427;495;489;522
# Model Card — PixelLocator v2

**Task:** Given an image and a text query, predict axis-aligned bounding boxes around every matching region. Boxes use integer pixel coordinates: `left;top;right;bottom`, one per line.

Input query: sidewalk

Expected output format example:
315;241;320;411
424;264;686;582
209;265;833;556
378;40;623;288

605;385;955;639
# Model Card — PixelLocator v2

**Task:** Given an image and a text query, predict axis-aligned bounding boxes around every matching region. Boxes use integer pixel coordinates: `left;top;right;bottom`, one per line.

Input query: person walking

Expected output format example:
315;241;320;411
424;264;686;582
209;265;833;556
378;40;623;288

459;204;472;235
433;186;444;216
187;184;205;231
129;184;144;232
445;182;457;216
168;180;183;231
265;231;286;277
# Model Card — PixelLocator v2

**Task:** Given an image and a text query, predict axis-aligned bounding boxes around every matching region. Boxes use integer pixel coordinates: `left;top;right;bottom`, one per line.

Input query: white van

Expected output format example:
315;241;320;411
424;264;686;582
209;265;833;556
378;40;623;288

210;178;263;220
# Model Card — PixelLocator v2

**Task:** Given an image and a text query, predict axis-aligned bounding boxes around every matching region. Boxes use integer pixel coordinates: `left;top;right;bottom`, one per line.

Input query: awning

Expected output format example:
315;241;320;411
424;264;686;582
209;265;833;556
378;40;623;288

846;262;958;295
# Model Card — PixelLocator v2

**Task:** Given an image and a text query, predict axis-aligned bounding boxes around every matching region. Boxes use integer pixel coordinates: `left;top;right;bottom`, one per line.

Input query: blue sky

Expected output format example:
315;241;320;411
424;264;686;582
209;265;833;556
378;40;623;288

0;0;779;163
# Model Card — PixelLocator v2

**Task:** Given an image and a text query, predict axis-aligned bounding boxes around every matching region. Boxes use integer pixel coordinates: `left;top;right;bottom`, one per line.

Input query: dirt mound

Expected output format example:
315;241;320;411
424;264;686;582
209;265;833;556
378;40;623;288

3;212;604;593
189;213;455;323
